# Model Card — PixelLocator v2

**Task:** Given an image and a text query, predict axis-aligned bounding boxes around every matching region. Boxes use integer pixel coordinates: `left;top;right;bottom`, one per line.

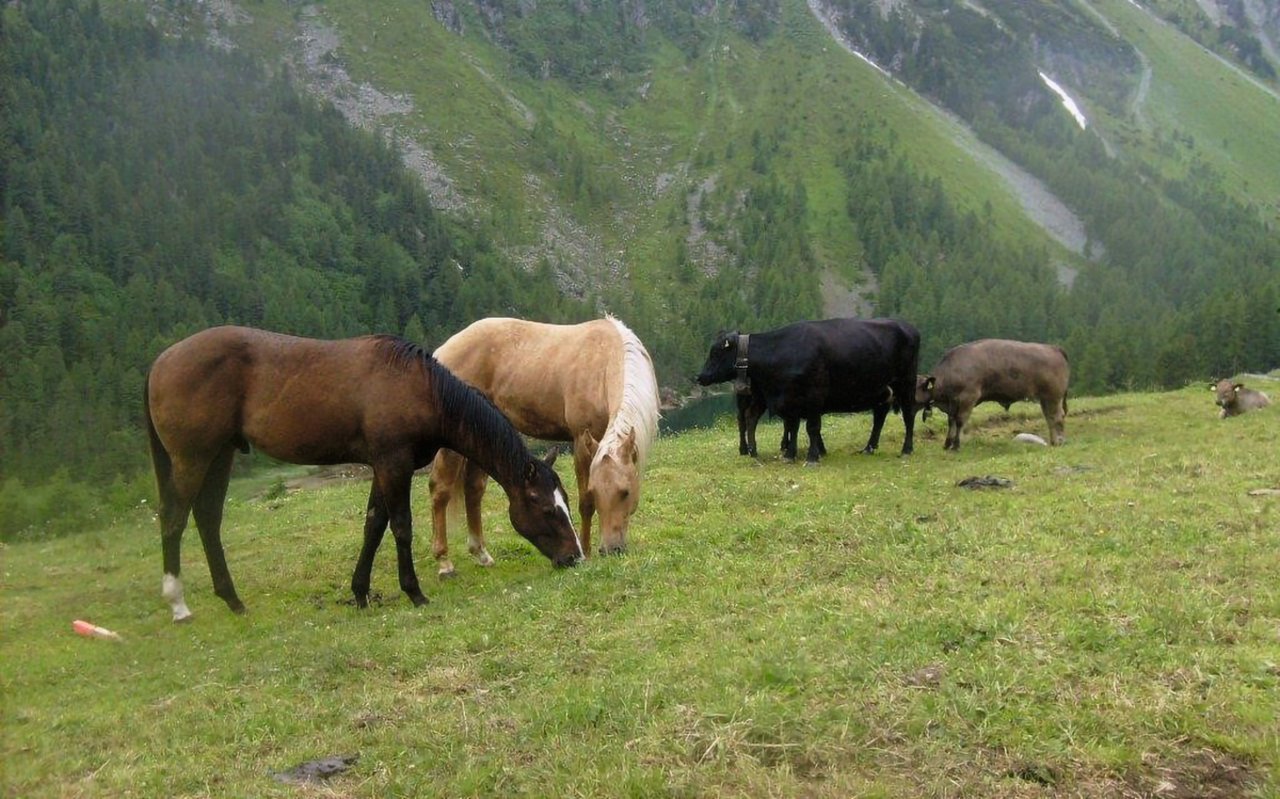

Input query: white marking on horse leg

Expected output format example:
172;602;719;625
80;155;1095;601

464;536;493;566
467;534;495;567
554;488;583;559
437;558;457;578
163;573;193;623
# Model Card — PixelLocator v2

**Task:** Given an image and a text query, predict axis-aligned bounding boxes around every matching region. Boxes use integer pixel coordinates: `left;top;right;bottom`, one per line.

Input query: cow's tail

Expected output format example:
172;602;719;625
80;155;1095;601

144;373;180;516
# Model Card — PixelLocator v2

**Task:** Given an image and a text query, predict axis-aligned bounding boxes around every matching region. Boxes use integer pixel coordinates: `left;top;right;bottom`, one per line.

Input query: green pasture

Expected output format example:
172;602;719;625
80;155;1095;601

1092;0;1280;209
3;385;1278;797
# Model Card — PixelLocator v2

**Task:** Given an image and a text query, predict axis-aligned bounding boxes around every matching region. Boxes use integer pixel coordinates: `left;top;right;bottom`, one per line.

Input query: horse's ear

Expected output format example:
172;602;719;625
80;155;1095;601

577;429;600;458
543;446;559;468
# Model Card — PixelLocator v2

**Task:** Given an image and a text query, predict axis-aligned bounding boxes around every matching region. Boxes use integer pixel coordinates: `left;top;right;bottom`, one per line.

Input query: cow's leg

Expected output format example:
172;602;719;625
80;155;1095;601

190;446;243;614
744;398;764;458
804;416;824;464
428;449;465;577
951;405;973;451
781;417;801;462
943;411;958;450
1042;397;1067;445
374;458;428;607
462;461;495;567
899;398;916;456
351;481;389;608
736;395;751;456
862;404;890;454
814;421;828;457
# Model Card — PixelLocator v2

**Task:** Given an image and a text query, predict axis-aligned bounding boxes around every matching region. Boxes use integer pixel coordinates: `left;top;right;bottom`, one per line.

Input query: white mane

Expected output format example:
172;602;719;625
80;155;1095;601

593;316;660;471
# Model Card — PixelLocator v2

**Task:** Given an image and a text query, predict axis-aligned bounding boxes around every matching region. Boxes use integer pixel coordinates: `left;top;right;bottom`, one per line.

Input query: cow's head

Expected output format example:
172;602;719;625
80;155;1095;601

916;375;936;420
695;331;739;386
1210;378;1240;408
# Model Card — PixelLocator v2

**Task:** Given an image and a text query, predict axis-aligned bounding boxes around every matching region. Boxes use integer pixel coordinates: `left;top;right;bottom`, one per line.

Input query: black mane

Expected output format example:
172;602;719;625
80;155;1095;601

372;335;532;478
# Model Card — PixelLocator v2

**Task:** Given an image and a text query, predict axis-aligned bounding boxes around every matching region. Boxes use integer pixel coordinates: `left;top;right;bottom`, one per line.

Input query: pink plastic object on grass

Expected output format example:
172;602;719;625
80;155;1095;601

72;620;122;641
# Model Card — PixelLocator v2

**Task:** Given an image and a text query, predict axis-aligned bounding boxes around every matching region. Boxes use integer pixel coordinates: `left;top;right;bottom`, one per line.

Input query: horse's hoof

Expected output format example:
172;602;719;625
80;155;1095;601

410;594;430;607
803;460;820;467
171;611;193;624
475;551;495;567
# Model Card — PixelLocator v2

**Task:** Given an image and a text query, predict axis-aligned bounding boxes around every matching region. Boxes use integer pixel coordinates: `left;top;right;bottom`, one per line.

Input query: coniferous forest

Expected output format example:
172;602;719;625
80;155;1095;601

1;1;1278;538
0;2;586;531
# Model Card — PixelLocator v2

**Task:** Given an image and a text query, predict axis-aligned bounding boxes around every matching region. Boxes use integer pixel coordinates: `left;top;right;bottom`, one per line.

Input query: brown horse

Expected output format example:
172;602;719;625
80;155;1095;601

429;316;659;574
145;326;582;622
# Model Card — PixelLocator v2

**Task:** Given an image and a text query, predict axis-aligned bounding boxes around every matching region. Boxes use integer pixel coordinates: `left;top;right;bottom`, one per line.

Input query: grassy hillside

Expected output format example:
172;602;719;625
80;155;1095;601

4;386;1278;797
207;0;1082;367
1088;0;1280;211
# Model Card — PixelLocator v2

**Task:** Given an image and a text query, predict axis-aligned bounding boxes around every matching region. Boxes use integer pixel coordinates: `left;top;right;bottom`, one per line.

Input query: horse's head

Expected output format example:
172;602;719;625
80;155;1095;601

505;448;582;568
585;429;641;556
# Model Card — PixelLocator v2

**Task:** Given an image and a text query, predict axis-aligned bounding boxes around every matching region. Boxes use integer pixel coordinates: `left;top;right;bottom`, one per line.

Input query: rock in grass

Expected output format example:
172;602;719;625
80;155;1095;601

957;475;1014;490
1014;432;1048;446
273;754;359;784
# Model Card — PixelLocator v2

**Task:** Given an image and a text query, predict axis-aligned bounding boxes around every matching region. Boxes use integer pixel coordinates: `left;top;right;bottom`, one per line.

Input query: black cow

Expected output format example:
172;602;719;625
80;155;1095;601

696;318;920;463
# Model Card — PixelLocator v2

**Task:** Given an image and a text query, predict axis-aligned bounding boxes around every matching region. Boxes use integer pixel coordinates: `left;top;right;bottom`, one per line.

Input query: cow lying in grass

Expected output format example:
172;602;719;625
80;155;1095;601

1211;379;1271;418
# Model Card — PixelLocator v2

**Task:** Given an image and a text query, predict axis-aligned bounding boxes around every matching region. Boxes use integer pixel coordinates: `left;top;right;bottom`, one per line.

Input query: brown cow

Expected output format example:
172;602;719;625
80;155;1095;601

1211;379;1272;418
916;339;1069;450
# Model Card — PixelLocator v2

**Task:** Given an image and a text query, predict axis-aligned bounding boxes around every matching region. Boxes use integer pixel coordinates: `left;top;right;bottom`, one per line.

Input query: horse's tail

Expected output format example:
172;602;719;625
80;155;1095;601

143;373;180;515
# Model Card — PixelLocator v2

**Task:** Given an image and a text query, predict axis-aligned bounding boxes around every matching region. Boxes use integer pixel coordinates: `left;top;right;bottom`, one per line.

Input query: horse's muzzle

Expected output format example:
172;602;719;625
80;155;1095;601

553;553;581;569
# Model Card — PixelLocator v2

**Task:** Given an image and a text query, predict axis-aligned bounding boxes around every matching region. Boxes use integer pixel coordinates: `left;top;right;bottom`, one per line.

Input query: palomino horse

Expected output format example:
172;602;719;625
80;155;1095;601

429;316;659;575
145;326;582;622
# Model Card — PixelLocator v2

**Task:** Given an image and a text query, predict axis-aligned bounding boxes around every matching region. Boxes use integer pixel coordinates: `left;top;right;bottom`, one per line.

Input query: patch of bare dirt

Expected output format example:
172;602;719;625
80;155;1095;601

285;465;371;492
1134;747;1256;798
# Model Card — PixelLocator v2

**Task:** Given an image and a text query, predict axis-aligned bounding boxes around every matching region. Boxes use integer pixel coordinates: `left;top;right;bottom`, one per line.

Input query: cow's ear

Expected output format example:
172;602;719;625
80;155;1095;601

925;376;936;391
1208;383;1216;391
723;338;733;350
1234;383;1243;393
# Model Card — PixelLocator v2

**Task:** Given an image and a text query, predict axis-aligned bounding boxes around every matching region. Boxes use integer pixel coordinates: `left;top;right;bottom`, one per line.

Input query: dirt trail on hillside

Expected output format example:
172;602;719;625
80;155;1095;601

807;0;1091;264
293;7;467;213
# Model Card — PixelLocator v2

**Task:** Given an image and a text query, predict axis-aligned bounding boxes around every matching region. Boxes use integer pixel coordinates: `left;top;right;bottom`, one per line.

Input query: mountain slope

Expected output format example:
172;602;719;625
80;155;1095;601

2;0;1277;511
196;0;1091;360
201;0;1280;324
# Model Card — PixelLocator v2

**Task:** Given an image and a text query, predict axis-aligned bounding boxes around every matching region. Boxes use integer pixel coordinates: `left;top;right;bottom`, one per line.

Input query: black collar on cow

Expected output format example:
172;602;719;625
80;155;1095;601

734;333;751;395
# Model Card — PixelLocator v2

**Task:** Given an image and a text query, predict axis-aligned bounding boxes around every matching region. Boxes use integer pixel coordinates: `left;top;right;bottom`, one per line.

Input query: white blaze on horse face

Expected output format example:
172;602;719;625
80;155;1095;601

163;573;193;622
554;488;583;558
